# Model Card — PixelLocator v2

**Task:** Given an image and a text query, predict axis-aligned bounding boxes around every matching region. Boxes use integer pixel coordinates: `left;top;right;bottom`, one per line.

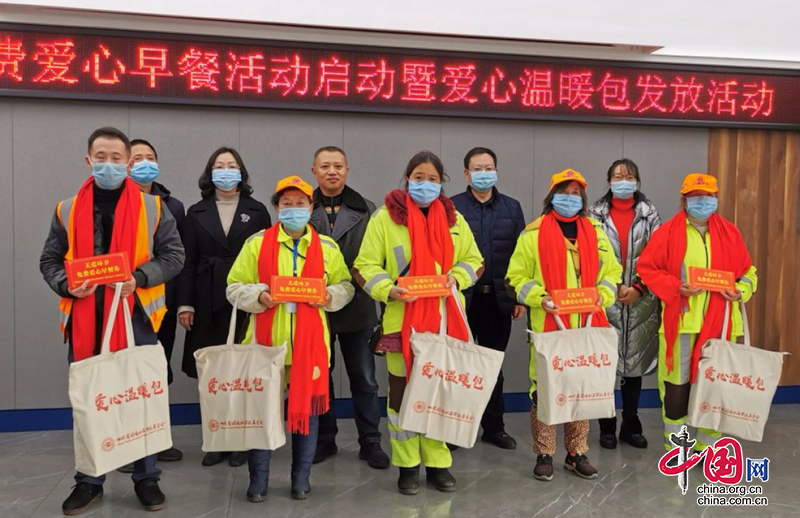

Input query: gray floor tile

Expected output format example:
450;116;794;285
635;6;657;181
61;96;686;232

1;406;798;517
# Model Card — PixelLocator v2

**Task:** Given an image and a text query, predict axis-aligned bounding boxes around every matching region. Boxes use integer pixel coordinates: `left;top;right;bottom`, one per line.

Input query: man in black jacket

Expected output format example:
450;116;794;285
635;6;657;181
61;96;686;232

451;147;525;450
309;146;389;469
40;127;185;515
125;138;185;464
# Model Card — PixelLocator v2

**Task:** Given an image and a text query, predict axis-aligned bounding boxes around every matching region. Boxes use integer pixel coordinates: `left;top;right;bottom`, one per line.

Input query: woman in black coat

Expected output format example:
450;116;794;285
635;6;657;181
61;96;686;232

177;147;271;467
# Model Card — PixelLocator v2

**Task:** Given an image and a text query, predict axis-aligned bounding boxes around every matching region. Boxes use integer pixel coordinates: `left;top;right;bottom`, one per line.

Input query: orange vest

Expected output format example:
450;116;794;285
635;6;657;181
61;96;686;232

56;193;167;338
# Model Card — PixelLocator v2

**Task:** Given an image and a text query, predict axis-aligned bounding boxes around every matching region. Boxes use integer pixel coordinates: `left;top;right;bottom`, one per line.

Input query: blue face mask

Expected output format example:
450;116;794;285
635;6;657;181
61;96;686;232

610;180;637;200
92;161;128;190
408;180;442;206
212;169;242;191
551;193;583;218
470;171;497;192
130;160;160;185
686;196;718;220
279;207;311;232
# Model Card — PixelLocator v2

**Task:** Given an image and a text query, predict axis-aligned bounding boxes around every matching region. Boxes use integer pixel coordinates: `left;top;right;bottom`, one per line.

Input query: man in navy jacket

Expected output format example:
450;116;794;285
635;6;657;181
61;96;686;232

451;147;525;450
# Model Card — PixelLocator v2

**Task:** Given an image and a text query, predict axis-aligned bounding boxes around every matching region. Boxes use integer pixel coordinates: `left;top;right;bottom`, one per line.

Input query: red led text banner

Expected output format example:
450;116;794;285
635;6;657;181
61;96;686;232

1;25;799;128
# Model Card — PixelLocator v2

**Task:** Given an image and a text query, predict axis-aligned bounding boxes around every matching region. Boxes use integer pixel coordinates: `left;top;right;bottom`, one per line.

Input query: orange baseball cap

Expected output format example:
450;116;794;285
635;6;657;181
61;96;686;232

275;175;313;198
680;173;718;195
549;168;588;191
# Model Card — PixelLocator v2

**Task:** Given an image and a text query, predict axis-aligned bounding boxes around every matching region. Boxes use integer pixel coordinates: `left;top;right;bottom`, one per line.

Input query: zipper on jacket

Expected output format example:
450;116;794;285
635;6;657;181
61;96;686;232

688;224;710;320
620;209;641;377
700;227;710;317
289;239;300;350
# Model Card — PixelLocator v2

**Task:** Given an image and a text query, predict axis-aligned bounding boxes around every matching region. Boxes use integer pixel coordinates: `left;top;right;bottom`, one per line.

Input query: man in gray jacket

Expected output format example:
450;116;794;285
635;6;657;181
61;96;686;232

309;146;389;469
40;127;185;516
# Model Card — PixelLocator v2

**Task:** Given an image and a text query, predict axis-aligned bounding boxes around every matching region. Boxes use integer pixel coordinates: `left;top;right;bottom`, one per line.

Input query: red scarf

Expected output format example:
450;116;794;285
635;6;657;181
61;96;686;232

400;193;470;380
71;177;141;361
256;223;329;434
537;212;610;331
637;211;751;382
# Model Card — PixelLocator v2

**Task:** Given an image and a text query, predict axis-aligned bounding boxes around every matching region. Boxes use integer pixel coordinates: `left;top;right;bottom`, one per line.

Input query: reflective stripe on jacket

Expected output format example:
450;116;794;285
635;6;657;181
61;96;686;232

352;206;484;333
56;193;167;337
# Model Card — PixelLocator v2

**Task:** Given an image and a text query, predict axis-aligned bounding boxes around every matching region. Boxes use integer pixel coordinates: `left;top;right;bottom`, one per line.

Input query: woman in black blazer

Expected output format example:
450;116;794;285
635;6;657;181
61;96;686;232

177;147;271;467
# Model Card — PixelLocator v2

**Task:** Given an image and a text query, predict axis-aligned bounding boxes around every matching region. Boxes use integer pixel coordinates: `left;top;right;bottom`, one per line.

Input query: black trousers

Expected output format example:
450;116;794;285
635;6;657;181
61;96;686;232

157;309;177;384
466;291;512;435
317;330;382;448
599;376;643;435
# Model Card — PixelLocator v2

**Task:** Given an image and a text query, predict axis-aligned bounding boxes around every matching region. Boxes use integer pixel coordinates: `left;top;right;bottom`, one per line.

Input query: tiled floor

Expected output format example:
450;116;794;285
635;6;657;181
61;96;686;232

1;406;798;518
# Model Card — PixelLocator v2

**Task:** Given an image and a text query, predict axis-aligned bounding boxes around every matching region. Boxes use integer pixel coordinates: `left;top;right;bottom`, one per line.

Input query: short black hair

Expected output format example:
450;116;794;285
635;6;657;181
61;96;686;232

88;127;130;154
130;138;158;160
198;147;254;199
542;181;588;217
463;147;497;170
404;150;448;183
313;146;347;163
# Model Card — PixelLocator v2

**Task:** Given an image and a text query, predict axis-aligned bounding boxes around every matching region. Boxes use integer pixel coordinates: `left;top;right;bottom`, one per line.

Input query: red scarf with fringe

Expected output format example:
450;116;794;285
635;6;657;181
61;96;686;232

400;193;470;380
256;223;329;434
637;211;751;383
71;177;141;361
537;212;610;331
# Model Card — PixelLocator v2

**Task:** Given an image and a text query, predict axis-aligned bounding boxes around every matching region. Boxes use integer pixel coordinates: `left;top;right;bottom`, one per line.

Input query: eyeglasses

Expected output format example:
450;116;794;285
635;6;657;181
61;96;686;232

611;174;636;181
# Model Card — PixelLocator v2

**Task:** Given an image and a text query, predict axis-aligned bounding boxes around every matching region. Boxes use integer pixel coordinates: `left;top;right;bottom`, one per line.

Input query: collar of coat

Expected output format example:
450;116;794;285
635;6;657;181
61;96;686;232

313;185;369;212
464;186;499;205
384;188;457;228
149;181;172;200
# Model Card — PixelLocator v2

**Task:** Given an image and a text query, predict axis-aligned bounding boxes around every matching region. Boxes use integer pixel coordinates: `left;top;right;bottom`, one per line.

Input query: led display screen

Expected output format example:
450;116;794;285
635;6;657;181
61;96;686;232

0;25;797;128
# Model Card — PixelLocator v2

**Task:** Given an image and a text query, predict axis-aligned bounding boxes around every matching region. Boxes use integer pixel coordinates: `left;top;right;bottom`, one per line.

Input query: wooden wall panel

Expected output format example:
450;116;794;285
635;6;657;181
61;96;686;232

708;129;800;385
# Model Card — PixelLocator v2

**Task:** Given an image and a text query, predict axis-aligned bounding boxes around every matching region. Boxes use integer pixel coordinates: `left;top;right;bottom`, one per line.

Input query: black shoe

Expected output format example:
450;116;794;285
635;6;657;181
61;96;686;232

359;443;390;469
599;433;618;449
398;467;420;495
620;429;648;449
202;451;230;466
62;483;103;516
426;467;456;492
313;442;338;464
291;486;311;500
533;454;554;481
229;451;248;467
481;431;517;450
116;463;134;474
247;490;267;503
134;478;165;512
157;447;183;462
446;443;459;451
564;453;598;480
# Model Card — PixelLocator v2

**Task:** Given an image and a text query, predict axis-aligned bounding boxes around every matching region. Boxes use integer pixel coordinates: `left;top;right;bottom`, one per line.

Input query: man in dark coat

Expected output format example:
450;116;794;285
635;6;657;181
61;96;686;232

127;138;185;465
451;147;525;450
309;146;389;469
40;127;185;515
